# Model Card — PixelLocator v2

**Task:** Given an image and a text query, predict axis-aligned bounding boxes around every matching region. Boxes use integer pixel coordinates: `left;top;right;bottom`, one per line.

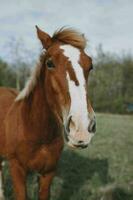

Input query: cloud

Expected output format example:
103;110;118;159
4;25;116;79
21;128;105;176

0;0;133;61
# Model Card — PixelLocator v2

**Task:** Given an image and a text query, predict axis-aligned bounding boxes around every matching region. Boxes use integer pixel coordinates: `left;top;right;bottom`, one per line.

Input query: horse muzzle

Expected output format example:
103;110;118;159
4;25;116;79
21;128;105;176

64;115;96;149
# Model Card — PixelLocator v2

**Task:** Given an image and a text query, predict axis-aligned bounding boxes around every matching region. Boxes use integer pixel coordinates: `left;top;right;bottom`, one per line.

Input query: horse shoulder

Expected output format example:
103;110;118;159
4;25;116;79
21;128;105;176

4;101;24;158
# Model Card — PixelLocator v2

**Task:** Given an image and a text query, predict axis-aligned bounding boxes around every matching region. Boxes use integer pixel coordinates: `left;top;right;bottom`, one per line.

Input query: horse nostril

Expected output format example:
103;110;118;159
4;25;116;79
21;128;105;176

88;120;96;133
66;115;72;132
92;122;96;133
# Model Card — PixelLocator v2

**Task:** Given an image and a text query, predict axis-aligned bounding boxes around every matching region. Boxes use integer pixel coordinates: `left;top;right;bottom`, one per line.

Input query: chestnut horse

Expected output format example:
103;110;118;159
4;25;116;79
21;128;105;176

0;26;96;200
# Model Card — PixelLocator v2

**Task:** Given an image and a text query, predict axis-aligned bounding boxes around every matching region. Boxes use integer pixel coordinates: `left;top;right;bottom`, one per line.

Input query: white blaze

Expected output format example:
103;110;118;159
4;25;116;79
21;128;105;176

60;45;89;130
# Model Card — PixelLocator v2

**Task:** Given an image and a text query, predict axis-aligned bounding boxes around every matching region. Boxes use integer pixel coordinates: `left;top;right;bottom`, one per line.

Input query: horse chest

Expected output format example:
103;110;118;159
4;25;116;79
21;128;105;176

28;140;63;173
17;137;64;174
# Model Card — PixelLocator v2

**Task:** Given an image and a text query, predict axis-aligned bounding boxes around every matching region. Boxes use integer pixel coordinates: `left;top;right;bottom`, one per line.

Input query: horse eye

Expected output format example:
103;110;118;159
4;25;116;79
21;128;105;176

46;59;55;69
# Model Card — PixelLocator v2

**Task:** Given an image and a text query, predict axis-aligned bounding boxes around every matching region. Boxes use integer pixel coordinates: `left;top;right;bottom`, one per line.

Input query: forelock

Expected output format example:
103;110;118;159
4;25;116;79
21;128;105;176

52;27;87;50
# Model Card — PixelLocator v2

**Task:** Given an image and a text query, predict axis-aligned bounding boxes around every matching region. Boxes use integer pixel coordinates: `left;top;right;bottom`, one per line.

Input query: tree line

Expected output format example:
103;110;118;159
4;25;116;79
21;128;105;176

88;45;133;114
0;44;132;114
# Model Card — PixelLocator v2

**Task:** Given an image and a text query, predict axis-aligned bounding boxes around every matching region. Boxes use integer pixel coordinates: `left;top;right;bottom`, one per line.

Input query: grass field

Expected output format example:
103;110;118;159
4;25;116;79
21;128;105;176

2;113;133;200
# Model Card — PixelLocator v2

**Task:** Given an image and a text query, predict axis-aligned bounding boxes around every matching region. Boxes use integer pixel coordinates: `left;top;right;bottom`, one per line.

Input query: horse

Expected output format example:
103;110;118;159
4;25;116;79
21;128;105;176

0;26;96;200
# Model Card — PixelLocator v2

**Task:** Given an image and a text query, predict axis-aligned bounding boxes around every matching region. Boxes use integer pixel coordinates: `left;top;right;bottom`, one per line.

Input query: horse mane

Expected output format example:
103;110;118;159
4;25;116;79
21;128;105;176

15;62;42;101
52;27;87;49
15;28;87;101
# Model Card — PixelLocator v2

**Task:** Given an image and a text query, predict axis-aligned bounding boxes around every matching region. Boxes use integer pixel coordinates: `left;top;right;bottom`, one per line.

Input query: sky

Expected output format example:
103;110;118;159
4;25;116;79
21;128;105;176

0;0;133;62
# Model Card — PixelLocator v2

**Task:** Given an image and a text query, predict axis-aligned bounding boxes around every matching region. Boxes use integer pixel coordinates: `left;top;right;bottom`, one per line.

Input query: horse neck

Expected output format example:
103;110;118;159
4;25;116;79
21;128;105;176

21;77;62;142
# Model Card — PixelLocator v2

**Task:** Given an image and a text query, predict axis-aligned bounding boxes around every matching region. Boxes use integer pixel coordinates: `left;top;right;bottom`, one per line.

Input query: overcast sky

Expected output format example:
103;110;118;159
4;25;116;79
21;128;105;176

0;0;133;62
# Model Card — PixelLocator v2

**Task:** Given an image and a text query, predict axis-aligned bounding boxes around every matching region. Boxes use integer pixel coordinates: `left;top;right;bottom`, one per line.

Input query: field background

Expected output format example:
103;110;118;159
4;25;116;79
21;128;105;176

3;113;133;200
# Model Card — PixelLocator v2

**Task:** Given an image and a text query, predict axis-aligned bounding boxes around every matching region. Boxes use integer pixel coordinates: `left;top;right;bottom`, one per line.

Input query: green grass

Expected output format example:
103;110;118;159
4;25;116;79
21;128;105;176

2;113;133;200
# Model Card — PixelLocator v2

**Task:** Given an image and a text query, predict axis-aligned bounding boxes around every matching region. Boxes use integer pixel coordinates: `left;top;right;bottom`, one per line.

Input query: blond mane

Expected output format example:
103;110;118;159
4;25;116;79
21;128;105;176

16;28;87;101
15;62;42;101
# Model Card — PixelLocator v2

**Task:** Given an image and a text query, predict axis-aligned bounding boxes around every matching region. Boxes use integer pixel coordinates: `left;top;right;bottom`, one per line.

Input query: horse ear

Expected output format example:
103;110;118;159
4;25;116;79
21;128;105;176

36;25;52;49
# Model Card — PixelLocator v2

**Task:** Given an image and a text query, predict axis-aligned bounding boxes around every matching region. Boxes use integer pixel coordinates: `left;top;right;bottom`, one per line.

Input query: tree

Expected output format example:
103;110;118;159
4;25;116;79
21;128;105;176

0;58;16;88
88;46;133;113
5;37;32;90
